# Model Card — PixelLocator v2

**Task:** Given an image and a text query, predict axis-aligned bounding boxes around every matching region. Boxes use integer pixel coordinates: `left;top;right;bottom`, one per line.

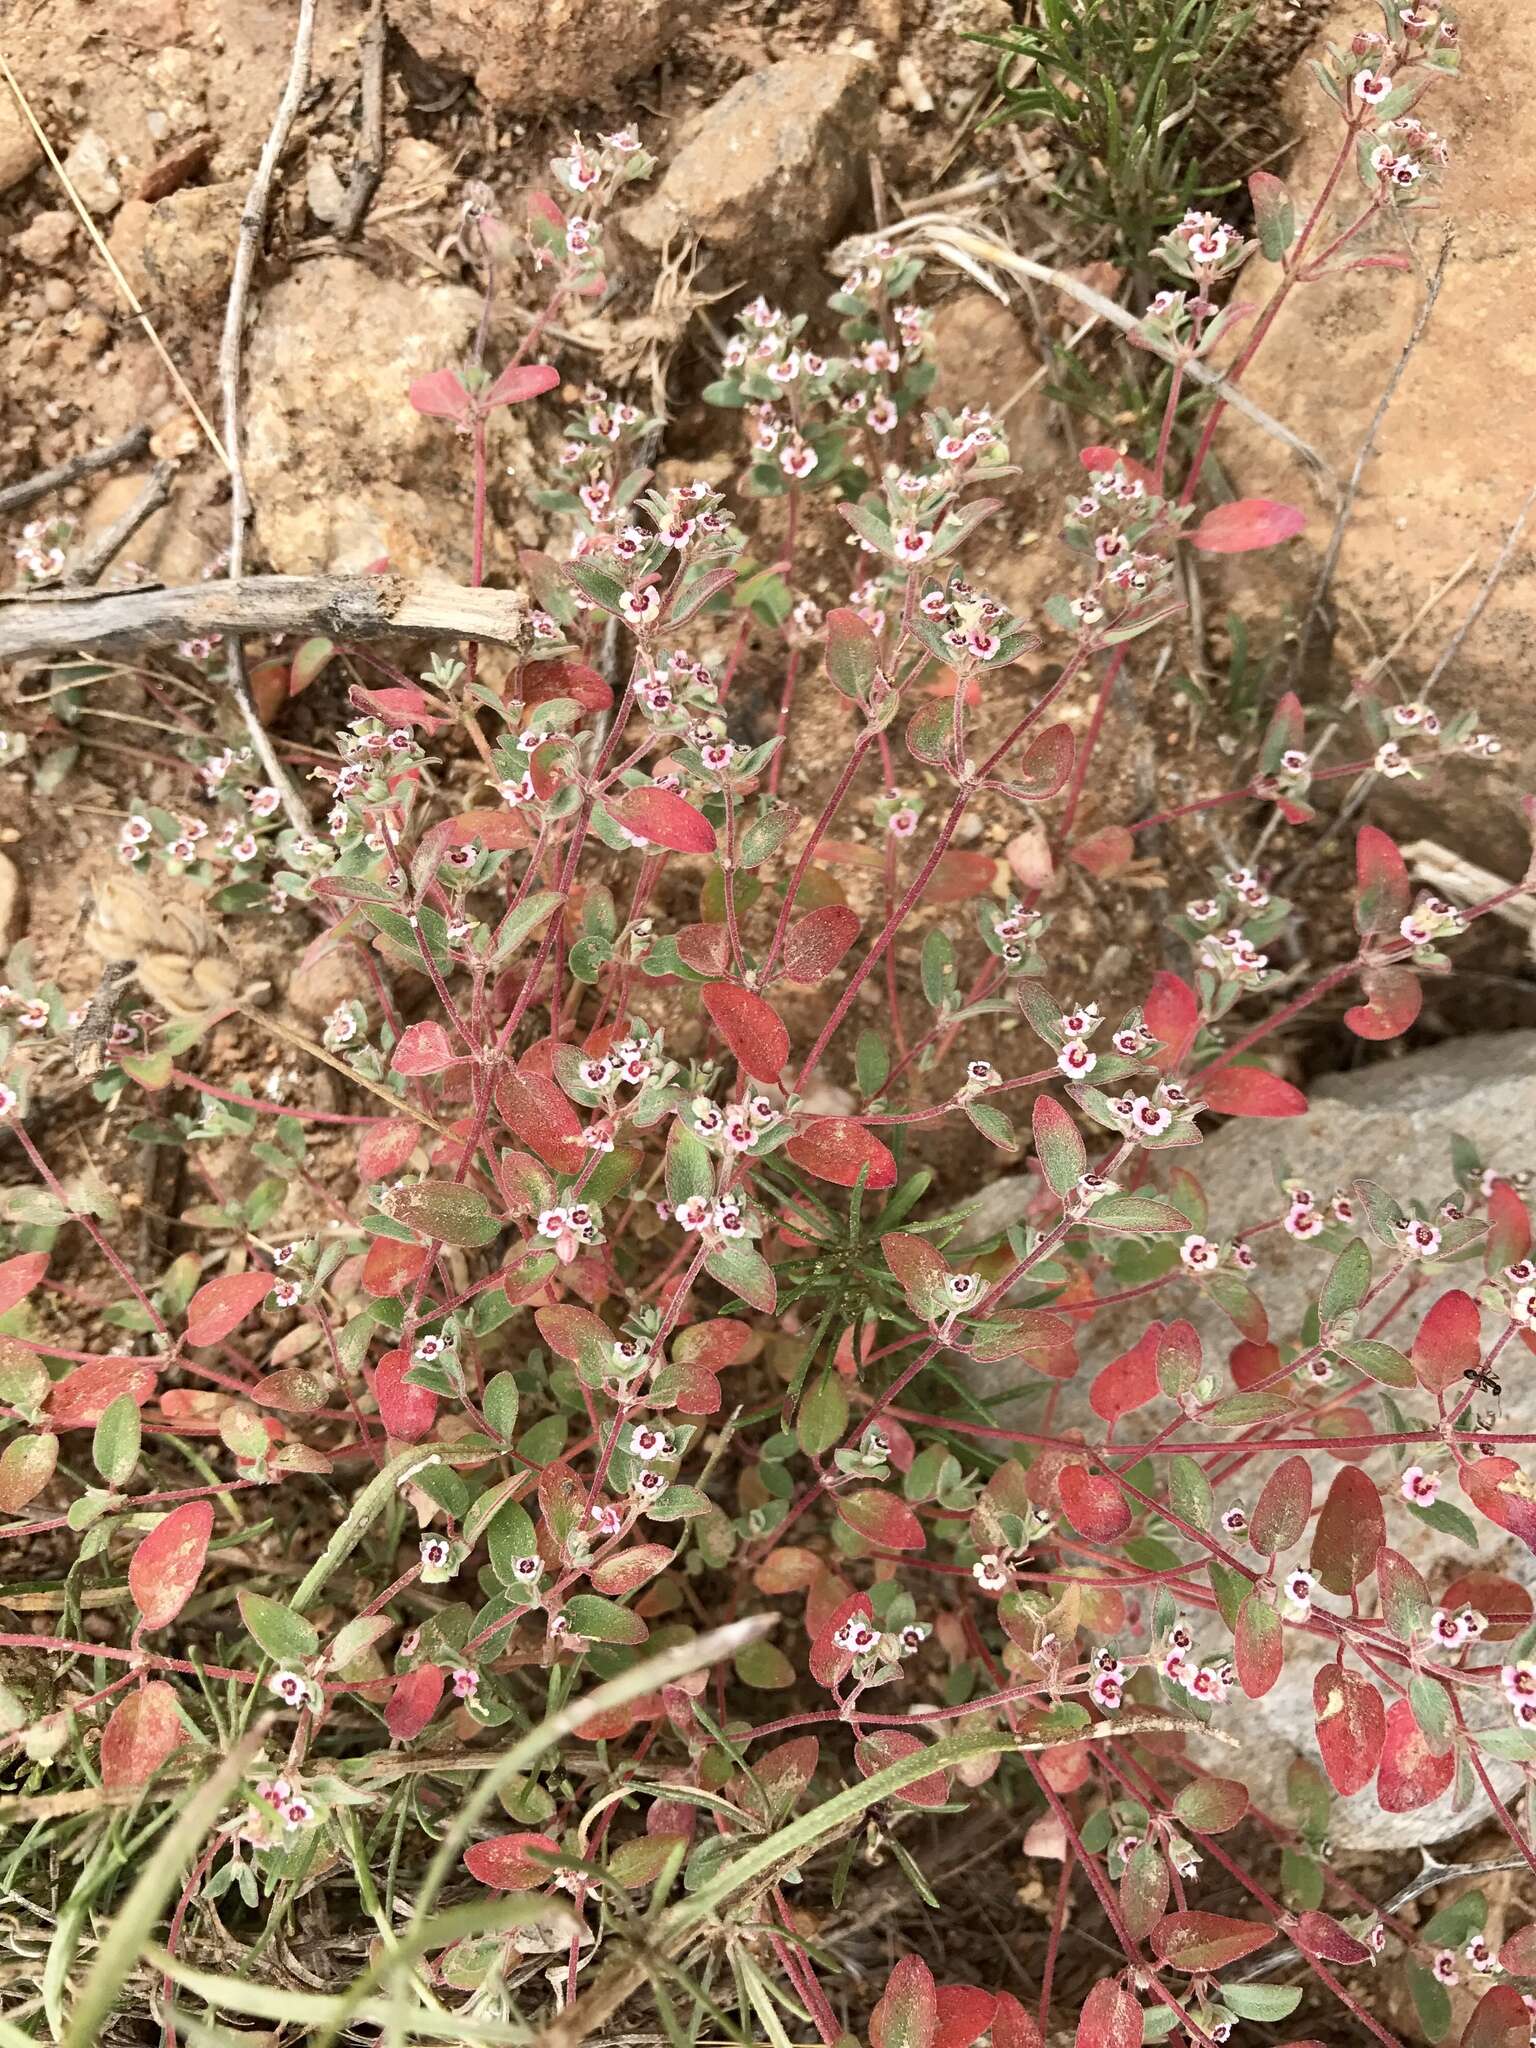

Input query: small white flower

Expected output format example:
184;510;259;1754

1180;1233;1220;1274
972;1553;1009;1593
629;1423;672;1462
1284;1569;1315;1617
1400;1464;1441;1506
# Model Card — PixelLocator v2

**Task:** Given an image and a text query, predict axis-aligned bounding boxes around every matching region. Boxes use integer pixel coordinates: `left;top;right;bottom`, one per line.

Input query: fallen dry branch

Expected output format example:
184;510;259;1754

0;423;152;519
0;574;528;664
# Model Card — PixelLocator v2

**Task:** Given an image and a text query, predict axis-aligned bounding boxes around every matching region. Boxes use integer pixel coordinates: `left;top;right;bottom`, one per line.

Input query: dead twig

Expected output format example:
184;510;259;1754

338;2;388;241
70;960;135;1078
0;425;152;520
219;0;320;834
63;461;176;588
836;217;1335;486
0;573;528;664
1291;237;1452;688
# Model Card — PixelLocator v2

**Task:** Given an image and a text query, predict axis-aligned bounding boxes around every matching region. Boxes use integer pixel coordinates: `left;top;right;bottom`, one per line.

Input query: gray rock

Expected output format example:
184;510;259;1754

60;131;121;217
626;55;879;281
963;1032;1536;1848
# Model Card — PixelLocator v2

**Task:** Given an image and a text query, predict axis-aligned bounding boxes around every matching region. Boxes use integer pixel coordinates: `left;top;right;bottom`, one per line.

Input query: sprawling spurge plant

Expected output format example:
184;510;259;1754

4;9;1534;2046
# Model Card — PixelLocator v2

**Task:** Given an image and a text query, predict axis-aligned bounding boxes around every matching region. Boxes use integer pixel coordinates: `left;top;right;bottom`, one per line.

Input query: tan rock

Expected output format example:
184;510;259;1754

61;130;122;217
0;852;26;952
928;289;1055;479
390;0;683;112
0;95;43;196
1227;8;1534;866
13;211;76;268
241;256;483;576
626;55;880;281
142;180;242;307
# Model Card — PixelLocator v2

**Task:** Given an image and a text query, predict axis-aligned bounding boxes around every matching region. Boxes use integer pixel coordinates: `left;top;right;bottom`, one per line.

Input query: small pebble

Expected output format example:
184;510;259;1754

43;277;74;313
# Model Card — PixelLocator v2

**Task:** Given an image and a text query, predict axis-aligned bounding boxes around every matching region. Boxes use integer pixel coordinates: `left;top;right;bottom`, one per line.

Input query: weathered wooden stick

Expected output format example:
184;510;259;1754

0;574;528;663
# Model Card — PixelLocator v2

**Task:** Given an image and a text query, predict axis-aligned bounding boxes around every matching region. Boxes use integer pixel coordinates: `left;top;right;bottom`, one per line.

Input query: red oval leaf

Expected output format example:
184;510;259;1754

360;1236;433;1301
1070;825;1135;878
1090;1324;1163;1424
1057;1465;1132;1542
407;368;470;420
464;1830;562;1891
1015;724;1075;801
1293;1909;1372;1966
101;1681;184;1788
1312;1665;1385;1796
1354;825;1411;934
357;1118;420;1182
1412;1289;1481;1393
1143;971;1199;1072
992;1994;1043;2048
786;1118;897;1191
1190;498;1306;554
484;360;560;408
391;1020;462;1077
609;786;717;854
129;1501;214;1631
1198;1065;1307;1118
0;1251;48;1317
1076;1980;1143;2048
702;984;789;1084
1151;1910;1276;1970
1377;1695;1455;1811
1251;1455;1312;1555
1345;962;1421;1041
373;1347;439;1442
385;1662;445;1741
781;904;860;984
935;1987;998;2048
46;1357;158;1430
1465;1986;1535;2048
856;1726;949;1807
186;1270;272;1347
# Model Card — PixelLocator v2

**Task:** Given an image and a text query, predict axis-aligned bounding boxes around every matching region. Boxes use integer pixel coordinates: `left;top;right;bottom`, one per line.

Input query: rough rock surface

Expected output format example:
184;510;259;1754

965;1031;1536;1847
0;95;43;195
242;257;483;577
1228;6;1535;868
390;0;682;113
60;129;121;216
0;852;25;952
108;181;242;309
627;55;880;280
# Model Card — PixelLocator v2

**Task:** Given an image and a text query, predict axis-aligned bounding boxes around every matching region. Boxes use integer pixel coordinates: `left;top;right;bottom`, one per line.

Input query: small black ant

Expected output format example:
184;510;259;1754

1464;1365;1502;1400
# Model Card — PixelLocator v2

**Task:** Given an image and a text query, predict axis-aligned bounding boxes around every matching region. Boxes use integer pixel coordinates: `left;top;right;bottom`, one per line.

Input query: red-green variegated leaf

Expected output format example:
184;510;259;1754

1250;1455;1311;1554
1190;498;1306;554
869;1955;938;2048
1313;1467;1383;1594
0;1433;56;1512
1057;1464;1131;1542
1014;724;1074;801
129;1501;214;1630
373;1349;438;1441
702;984;789;1083
1150;1910;1276;1971
1377;1696;1455;1812
781;904;860;984
825;607;879;699
590;1545;672;1597
1353;824;1411;935
1172;1777;1248;1833
522;659;612;712
1461;1457;1536;1554
1235;1592;1284;1699
786;1118;897;1190
809;1590;873;1687
1033;1094;1086;1200
609;786;716;853
856;1727;949;1808
1313;1665;1385;1796
46;1357;158;1429
1198;1065;1307;1118
1412;1289;1481;1393
837;1486;925;1552
1293;1910;1372;1966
